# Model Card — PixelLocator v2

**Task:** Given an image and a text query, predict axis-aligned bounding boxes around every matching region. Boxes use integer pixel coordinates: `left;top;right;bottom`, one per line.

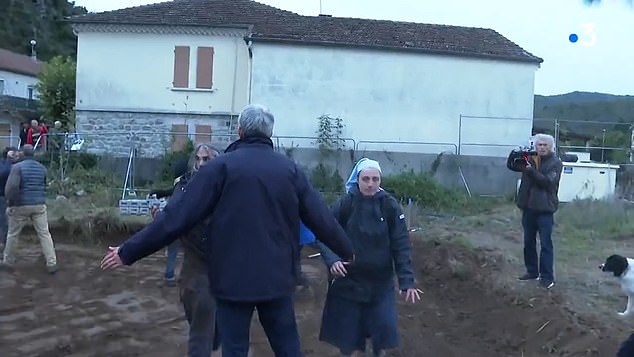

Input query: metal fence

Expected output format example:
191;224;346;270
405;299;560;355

458;115;534;157
25;113;634;202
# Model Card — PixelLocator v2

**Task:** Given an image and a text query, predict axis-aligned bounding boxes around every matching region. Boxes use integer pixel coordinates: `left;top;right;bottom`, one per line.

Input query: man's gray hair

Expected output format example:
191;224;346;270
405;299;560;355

21;144;35;157
238;104;274;138
533;133;556;152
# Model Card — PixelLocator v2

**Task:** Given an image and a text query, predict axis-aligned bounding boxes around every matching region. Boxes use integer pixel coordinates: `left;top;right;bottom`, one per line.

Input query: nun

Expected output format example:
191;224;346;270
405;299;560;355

316;158;423;357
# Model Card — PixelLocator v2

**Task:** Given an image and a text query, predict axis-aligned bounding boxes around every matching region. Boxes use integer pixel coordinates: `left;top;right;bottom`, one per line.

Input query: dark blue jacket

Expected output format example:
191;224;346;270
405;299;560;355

317;187;415;299
0;159;12;197
118;136;355;301
5;159;47;206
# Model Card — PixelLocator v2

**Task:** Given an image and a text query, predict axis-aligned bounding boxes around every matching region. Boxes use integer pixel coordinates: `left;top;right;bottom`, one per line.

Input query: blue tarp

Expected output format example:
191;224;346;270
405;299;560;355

299;221;316;246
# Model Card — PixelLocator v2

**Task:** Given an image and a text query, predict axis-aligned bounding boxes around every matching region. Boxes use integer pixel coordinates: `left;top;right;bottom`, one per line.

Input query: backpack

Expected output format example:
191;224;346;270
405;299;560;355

337;192;398;234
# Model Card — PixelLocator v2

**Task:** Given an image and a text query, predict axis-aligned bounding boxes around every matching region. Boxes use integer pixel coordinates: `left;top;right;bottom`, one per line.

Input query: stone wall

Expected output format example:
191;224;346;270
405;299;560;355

75;110;235;158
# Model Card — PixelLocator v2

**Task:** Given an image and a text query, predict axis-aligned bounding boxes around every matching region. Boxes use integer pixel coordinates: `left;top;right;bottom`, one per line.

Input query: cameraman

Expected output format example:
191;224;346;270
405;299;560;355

516;133;563;290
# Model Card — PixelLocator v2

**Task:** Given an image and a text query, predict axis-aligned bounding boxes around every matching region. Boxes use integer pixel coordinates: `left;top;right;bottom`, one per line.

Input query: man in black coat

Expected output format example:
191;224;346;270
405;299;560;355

101;104;355;357
516;133;563;290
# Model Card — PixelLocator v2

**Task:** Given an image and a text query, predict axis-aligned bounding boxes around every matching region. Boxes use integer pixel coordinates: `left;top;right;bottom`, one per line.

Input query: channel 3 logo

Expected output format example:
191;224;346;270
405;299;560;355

569;23;597;47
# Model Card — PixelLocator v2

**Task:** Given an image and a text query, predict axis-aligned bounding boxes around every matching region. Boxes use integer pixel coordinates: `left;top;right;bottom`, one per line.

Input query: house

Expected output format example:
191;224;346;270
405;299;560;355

69;0;542;159
0;48;43;148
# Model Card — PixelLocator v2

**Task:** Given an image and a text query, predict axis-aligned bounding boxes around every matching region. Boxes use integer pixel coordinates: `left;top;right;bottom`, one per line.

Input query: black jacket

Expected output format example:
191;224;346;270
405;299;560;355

117;136;355;301
317;187;415;300
0;159;12;197
516;153;563;213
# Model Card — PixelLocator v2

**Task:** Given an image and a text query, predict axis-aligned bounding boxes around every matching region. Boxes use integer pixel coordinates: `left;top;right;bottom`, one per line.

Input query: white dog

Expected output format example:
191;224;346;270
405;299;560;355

599;254;634;317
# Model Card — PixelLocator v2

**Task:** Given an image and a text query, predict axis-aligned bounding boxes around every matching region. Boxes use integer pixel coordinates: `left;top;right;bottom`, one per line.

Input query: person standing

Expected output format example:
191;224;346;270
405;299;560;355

101;104;355;357
145;144;222;356
0;147;18;253
0;144;57;273
150;158;189;286
316;158;421;357
516;133;563;289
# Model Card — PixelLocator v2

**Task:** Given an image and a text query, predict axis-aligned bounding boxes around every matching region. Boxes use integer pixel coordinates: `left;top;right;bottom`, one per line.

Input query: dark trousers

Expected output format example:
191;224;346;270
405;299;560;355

216;295;302;357
0;199;7;248
617;332;634;357
180;274;220;356
164;240;180;280
522;209;555;281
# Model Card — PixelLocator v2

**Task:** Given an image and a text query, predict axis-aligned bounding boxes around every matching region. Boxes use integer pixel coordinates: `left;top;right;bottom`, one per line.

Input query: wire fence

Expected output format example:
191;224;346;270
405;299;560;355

13;113;634;202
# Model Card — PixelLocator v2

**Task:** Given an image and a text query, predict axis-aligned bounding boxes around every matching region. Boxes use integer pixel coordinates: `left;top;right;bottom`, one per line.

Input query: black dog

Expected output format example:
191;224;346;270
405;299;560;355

599;255;634;317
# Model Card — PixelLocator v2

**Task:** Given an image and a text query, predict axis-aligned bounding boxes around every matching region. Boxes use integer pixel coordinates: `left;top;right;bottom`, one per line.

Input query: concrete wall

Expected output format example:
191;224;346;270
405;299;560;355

103;146;519;197
74;24;250;115
250;42;539;158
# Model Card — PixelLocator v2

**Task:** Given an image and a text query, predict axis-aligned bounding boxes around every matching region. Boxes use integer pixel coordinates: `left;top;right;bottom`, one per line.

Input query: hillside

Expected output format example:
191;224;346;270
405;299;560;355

534;91;634;162
0;0;87;61
534;91;634;135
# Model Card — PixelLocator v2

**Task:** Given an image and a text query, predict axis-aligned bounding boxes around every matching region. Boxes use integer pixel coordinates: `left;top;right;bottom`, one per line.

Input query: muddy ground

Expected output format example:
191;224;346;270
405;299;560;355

1;208;633;357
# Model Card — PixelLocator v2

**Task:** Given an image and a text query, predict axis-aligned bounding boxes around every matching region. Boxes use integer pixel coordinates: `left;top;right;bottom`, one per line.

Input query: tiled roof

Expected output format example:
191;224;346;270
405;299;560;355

69;0;543;64
0;48;43;77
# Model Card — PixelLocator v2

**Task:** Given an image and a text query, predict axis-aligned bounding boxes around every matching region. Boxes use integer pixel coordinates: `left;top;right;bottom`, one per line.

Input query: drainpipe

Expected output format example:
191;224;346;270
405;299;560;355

243;34;254;104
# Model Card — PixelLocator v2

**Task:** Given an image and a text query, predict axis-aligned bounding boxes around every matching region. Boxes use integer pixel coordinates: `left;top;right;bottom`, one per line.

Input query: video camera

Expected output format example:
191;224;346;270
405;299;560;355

506;144;539;172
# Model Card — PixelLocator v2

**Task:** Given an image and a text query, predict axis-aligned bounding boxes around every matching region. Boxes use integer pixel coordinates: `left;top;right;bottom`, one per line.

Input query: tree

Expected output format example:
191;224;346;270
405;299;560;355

35;55;76;130
589;130;630;163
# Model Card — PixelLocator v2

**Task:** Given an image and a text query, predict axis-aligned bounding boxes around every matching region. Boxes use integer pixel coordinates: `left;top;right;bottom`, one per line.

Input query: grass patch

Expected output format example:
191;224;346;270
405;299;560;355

555;199;634;240
46;196;150;243
382;171;508;215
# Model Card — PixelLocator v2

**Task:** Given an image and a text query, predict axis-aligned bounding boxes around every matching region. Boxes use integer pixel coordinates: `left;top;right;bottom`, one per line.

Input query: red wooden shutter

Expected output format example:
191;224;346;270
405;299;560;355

173;46;190;88
196;46;214;89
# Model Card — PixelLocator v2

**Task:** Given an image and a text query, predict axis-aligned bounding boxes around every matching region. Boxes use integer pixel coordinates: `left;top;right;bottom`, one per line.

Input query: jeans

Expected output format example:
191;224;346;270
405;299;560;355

165;240;180;280
216;295;302;357
0;199;7;248
522;209;554;282
180;274;220;356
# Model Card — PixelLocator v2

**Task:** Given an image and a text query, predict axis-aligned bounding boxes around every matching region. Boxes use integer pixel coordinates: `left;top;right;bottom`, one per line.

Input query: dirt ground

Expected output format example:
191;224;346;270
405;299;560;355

1;207;633;357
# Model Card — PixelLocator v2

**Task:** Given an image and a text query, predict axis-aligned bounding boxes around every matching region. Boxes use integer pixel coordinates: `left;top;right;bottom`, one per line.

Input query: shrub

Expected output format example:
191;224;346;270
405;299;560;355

381;170;468;210
160;139;194;182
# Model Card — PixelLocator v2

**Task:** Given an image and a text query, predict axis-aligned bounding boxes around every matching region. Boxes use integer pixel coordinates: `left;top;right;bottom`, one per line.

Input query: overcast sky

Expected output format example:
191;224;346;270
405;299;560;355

72;0;634;96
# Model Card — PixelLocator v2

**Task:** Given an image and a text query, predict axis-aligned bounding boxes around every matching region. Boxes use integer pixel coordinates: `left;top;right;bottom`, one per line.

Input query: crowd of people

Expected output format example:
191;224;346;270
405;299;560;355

4;105;630;355
100;104;422;357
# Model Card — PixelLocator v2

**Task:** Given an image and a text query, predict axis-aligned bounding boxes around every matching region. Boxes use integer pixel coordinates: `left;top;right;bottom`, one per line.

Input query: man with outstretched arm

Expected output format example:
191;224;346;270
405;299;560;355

101;104;355;357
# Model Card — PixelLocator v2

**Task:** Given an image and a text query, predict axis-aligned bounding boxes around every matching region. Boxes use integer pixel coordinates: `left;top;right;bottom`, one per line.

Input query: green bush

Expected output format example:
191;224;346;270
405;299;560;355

310;163;344;193
160;139;194;182
381;170;470;211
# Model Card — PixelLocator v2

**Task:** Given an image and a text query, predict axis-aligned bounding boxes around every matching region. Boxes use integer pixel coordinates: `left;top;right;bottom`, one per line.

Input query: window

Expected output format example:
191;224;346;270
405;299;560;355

196;47;214;89
27;85;34;100
173;46;190;88
195;124;212;143
172;45;215;89
0;79;4;95
171;124;188;151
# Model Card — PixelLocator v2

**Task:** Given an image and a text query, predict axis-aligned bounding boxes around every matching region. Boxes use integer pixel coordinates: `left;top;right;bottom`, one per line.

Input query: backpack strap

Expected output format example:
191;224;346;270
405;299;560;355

337;193;354;228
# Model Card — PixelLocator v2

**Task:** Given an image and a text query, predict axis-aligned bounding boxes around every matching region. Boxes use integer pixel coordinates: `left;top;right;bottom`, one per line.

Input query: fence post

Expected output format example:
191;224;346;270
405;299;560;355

554;118;560;152
458;114;462;156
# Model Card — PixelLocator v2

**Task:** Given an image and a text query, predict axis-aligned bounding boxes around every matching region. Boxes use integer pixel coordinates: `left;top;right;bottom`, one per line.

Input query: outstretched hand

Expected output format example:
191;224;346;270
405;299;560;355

100;246;124;270
400;288;423;303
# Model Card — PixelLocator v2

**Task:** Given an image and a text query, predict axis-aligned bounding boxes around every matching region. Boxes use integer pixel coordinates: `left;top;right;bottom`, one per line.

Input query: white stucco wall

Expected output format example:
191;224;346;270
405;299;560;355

250;43;539;157
75;26;250;115
0;70;38;99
